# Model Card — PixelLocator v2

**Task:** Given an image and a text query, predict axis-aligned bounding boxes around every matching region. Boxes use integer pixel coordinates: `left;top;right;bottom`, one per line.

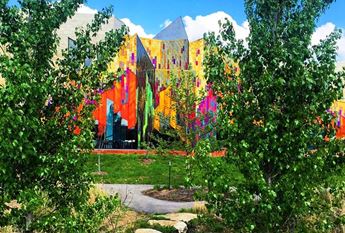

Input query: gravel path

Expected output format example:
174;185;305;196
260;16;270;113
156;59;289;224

99;184;203;214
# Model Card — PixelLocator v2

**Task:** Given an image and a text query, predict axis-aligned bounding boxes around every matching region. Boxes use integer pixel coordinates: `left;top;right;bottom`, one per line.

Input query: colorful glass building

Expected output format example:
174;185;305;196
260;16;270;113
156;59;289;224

90;17;217;148
56;9;345;148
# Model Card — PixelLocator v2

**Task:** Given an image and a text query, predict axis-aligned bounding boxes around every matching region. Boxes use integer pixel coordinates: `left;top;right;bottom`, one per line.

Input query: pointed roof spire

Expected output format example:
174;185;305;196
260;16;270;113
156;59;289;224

154;17;188;41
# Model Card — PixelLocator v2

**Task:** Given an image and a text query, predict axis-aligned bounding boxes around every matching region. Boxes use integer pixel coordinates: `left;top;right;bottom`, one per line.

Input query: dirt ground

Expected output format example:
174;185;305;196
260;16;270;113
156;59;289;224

142;188;197;202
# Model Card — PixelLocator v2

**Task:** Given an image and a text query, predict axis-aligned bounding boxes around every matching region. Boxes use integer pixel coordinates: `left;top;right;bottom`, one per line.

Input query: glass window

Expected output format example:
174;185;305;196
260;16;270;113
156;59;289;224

68;37;76;51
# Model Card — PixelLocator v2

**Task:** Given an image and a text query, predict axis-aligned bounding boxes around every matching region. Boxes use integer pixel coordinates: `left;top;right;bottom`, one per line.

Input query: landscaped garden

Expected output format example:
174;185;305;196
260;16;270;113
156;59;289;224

1;0;345;232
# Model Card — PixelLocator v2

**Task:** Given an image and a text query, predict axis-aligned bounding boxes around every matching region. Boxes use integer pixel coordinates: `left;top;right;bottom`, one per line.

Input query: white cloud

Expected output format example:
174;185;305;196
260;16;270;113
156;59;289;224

312;22;345;61
312;22;336;45
161;19;172;28
182;11;250;42
120;18;154;38
75;5;155;38
77;4;97;14
181;13;345;61
337;35;345;61
76;6;345;61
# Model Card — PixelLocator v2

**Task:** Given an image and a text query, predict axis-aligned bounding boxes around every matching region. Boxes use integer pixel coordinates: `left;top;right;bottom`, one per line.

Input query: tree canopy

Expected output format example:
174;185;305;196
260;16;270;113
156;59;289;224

0;0;127;231
200;0;345;231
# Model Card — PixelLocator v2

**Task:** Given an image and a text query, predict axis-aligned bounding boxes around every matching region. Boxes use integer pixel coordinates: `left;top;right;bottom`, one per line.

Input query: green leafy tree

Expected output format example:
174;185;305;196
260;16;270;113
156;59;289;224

170;70;207;155
170;70;219;186
201;0;345;232
151;70;214;187
0;0;127;231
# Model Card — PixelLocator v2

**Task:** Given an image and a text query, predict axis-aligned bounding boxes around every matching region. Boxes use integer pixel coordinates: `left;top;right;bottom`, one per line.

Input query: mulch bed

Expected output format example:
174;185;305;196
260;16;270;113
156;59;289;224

142;188;197;202
141;158;154;165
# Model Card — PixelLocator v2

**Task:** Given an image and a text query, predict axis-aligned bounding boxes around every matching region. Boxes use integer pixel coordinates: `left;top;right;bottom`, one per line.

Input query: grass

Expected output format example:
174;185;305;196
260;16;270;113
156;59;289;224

85;154;244;187
86;154;190;185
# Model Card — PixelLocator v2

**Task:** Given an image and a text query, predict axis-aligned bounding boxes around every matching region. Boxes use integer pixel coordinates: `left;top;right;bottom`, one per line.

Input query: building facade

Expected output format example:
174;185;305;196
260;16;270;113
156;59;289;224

56;8;345;148
91;17;217;148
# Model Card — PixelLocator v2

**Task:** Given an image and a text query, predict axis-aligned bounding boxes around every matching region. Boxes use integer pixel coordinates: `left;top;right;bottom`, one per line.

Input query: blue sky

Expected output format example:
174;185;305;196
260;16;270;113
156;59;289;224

7;0;345;34
86;0;345;60
84;0;345;36
6;0;345;60
105;0;248;35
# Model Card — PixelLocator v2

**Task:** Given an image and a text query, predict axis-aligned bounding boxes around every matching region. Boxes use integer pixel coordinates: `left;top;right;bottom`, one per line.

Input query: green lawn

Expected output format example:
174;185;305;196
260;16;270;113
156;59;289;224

86;154;190;186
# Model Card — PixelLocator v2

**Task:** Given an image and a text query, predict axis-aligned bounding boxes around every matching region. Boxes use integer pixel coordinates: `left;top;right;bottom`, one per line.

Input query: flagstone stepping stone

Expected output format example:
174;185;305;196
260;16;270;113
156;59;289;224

148;220;187;233
135;229;162;233
173;221;188;233
162;213;197;223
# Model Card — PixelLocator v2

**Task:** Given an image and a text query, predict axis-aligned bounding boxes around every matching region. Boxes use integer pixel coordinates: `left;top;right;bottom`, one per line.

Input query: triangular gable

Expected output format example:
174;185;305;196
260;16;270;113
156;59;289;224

136;35;155;70
154;17;188;41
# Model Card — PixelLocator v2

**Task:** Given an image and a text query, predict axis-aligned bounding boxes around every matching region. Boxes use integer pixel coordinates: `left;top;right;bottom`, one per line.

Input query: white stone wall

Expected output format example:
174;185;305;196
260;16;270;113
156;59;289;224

0;77;4;86
336;61;345;72
56;12;124;58
0;10;124;87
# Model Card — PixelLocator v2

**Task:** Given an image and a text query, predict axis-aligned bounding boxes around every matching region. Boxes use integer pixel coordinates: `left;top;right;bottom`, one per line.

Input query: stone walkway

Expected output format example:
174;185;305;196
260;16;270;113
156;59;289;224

99;184;204;214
